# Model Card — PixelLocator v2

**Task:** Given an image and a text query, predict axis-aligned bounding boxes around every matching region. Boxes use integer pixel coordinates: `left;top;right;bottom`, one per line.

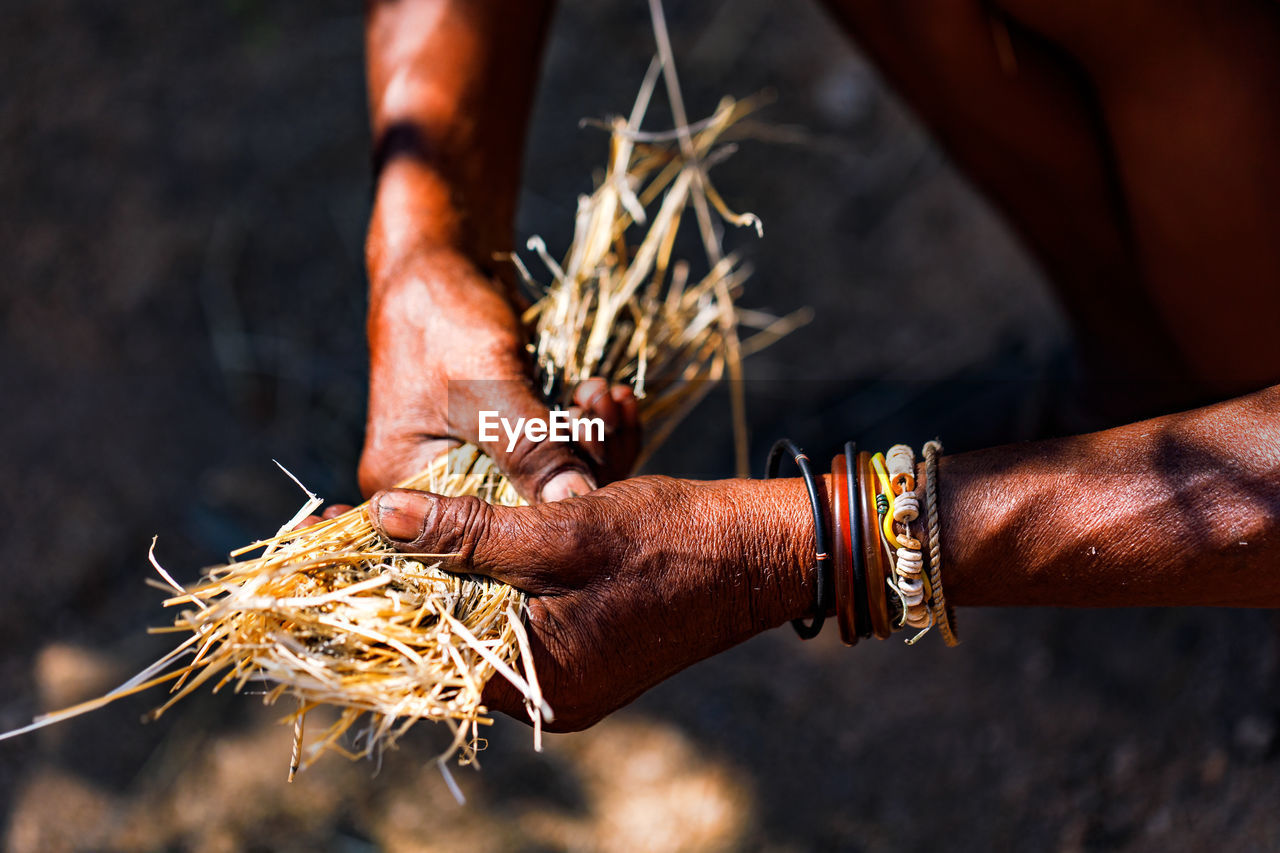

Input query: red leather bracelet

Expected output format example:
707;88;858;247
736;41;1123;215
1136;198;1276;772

831;453;859;645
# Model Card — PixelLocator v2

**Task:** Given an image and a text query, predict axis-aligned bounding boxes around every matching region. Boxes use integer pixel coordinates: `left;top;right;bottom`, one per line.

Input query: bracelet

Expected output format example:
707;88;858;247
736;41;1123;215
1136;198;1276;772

863;440;960;646
857;450;893;638
922;440;959;646
878;445;932;632
830;443;872;644
845;442;873;640
766;439;830;640
830;452;859;645
769;436;955;646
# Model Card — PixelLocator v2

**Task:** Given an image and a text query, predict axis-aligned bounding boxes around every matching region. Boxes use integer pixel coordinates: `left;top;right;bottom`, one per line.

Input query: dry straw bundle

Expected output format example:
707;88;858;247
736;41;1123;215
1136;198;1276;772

3;33;804;781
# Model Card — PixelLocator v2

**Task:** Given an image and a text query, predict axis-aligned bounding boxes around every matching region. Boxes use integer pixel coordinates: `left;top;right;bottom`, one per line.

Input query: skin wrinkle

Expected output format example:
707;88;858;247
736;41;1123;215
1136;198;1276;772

363;0;627;503
360;248;620;500
941;386;1280;609
372;380;1280;726
710;488;762;634
450;495;492;572
373;476;824;730
615;480;727;626
662;494;740;632
359;0;1280;729
527;502;602;594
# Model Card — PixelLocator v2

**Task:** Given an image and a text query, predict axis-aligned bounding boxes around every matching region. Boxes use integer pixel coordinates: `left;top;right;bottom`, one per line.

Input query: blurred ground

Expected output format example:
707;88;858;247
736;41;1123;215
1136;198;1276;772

2;1;1279;851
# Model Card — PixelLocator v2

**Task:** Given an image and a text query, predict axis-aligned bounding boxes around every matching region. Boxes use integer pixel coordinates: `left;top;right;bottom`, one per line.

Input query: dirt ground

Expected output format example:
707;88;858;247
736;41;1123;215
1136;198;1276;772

2;2;1278;851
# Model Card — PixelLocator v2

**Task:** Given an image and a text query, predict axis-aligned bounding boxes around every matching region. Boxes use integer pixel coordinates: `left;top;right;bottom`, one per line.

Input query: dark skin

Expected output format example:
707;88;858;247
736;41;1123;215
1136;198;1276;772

368;386;1280;731
350;0;1280;731
823;1;1280;410
362;0;638;501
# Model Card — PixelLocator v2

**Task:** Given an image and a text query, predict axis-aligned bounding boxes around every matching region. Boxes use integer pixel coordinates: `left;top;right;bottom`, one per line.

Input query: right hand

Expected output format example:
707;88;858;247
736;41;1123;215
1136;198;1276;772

367;474;818;731
359;246;641;501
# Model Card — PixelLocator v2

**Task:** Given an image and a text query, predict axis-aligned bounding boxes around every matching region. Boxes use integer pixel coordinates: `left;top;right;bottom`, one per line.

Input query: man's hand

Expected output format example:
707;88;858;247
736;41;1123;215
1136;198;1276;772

367;476;818;731
359;246;641;500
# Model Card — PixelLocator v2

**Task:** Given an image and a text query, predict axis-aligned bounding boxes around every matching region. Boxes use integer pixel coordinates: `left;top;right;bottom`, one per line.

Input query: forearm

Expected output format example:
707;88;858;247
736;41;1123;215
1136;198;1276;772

369;390;1280;728
941;385;1280;607
364;0;553;287
755;387;1280;627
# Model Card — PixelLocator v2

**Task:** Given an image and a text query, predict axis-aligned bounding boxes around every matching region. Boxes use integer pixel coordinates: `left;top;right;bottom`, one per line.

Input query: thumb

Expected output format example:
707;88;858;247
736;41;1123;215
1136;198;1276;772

464;381;596;503
368;488;541;589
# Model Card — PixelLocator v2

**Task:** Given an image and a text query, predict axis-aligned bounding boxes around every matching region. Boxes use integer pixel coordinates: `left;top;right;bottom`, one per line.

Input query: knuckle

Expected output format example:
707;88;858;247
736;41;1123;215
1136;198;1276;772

506;430;565;472
440;494;493;568
499;431;539;473
513;504;596;588
397;493;495;563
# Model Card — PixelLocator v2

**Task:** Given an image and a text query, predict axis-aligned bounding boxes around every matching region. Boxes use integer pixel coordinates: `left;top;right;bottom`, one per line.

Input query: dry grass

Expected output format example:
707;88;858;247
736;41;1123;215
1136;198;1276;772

2;47;804;779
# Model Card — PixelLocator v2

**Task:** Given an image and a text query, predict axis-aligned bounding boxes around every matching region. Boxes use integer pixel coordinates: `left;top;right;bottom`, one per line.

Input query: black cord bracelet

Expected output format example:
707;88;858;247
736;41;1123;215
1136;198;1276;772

766;438;829;639
844;441;873;639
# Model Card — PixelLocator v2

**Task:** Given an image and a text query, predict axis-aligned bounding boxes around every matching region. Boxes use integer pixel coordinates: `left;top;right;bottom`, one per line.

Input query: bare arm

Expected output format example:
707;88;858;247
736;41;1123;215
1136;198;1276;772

368;386;1280;729
820;0;1280;410
365;0;552;276
361;1;639;501
944;385;1280;608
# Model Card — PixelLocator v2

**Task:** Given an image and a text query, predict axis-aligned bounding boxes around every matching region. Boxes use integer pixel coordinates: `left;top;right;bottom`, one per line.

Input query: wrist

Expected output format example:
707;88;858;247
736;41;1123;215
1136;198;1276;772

718;476;832;634
365;238;521;336
367;163;516;293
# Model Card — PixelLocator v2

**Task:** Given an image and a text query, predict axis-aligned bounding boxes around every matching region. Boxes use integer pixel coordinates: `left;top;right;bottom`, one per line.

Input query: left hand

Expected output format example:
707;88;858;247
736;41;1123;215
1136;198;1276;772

367;475;819;731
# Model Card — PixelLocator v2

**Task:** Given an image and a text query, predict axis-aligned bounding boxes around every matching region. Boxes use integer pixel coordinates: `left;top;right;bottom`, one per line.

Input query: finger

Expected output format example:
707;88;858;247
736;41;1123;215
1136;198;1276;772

293;501;358;531
571;380;620;462
572;377;606;409
540;467;596;503
460;379;596;503
563;404;606;470
368;488;553;589
611;384;638;426
573;377;619;425
572;380;641;483
609;386;642;478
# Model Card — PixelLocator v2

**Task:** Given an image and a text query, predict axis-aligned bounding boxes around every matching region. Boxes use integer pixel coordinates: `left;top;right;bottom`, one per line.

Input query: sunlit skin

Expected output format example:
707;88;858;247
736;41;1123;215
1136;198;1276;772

354;0;1280;730
361;0;638;502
